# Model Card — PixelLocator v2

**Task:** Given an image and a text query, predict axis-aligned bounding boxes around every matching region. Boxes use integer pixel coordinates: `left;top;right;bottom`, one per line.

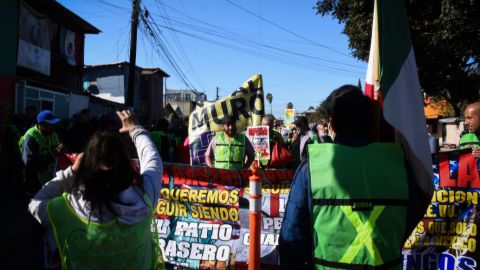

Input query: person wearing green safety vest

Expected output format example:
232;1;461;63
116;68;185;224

19;110;63;196
205;115;255;169
461;102;480;157
279;85;431;269
28;109;164;270
149;119;172;161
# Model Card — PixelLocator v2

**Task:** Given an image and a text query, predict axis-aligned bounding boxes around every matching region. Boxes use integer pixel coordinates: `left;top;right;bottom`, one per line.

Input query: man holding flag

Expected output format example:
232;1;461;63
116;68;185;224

280;0;433;268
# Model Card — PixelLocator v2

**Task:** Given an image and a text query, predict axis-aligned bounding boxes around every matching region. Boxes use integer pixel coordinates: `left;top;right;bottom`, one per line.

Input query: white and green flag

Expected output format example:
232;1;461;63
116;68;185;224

365;0;433;195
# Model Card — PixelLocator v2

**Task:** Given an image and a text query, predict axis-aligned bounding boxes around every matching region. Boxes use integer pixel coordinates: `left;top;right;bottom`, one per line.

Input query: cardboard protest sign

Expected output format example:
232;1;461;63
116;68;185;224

247;126;270;161
156;163;294;269
402;150;480;269
188;74;264;166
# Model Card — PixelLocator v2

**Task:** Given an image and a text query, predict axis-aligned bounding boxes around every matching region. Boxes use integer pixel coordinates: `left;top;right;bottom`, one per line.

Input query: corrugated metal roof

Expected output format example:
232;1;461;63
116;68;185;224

141;68;169;77
85;62;169;77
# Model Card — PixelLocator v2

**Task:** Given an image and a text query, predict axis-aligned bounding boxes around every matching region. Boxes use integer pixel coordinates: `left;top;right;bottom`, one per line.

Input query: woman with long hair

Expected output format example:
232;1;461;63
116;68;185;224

29;110;163;269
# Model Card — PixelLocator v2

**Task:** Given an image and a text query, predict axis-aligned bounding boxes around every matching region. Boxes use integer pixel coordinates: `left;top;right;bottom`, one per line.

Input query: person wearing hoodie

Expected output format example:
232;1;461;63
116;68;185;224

28;109;163;270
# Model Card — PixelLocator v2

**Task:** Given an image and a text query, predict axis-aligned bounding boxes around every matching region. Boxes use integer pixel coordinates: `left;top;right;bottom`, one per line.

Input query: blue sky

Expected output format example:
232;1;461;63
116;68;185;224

58;0;367;118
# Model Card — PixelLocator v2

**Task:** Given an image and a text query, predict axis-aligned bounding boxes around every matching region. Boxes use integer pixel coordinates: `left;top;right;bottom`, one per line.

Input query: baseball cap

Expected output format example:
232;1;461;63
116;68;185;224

37;110;60;124
294;116;308;126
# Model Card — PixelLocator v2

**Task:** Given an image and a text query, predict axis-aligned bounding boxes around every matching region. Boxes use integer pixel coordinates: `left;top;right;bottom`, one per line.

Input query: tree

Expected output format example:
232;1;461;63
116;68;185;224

287;102;294;109
314;99;328;122
305;100;328;123
266;93;273;114
316;0;480;115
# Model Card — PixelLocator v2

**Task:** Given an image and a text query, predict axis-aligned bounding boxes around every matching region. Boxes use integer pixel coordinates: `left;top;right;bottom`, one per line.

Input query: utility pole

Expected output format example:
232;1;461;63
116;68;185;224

126;0;141;106
216;86;219;100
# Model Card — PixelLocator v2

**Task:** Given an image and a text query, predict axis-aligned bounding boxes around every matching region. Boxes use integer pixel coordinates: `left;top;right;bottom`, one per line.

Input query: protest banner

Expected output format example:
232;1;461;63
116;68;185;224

402;150;480;270
156;163;294;269
188;74;264;166
283;109;295;125
247;126;270;162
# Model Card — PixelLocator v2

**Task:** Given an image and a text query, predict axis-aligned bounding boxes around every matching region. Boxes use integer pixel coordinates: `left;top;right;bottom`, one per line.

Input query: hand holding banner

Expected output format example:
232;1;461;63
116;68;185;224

188;74;264;165
247;126;270;162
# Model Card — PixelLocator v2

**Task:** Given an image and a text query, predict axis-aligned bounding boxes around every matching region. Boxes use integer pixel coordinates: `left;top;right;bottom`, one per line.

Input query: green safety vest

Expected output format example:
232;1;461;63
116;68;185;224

460;133;480;149
311;133;320;144
214;132;246;169
19;126;59;184
47;192;161;270
308;143;409;270
149;130;167;152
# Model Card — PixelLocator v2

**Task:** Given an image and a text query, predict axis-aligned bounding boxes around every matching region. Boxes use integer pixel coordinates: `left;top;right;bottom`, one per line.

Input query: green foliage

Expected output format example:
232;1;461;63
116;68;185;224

316;0;480;115
307;99;328;123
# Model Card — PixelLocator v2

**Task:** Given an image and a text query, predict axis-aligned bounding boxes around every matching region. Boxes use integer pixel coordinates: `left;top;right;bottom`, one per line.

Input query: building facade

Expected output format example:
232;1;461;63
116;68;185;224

164;89;207;118
0;0;99;137
84;62;169;124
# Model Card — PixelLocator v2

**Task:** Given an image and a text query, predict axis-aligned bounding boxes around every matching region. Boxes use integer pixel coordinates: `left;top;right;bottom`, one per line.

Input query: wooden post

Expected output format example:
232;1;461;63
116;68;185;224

127;0;141;106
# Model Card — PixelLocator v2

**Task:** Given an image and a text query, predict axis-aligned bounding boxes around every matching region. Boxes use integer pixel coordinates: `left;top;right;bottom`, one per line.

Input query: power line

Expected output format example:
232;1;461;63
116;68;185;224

224;0;352;57
153;0;208;92
139;7;199;90
144;7;364;71
156;2;363;66
143;14;364;75
91;0;129;13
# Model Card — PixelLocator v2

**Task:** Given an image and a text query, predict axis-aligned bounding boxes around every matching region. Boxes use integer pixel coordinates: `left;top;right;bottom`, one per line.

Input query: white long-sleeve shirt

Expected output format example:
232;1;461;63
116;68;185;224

28;127;162;225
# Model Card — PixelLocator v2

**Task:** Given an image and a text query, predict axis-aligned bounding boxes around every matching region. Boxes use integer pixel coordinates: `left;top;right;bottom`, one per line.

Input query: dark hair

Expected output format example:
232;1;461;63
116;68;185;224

263;114;275;122
221;115;234;125
325;85;372;137
70;131;142;218
294;116;308;127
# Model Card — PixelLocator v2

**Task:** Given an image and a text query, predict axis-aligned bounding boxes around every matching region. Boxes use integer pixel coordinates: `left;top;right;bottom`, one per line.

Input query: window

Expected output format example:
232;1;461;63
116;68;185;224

16;83;70;119
185;94;191;101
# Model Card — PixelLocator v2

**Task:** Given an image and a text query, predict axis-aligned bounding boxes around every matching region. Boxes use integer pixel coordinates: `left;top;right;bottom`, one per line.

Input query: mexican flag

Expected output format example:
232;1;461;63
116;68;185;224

365;0;433;195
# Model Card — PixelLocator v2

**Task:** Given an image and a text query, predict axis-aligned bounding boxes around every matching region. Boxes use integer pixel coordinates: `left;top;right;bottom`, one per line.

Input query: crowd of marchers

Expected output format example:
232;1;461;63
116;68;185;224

4;85;480;269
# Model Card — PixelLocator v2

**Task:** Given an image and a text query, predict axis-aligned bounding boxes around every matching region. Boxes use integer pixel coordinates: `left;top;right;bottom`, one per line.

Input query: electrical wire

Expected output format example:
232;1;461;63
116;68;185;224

224;0;352;57
140;8;199;90
144;8;364;72
143;12;364;75
156;2;363;68
153;0;208;92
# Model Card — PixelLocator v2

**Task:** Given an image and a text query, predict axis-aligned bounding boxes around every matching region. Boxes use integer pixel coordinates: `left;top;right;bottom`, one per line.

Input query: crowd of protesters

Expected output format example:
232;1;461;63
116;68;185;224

8;85;471;269
3;106;338;202
2;107;189;199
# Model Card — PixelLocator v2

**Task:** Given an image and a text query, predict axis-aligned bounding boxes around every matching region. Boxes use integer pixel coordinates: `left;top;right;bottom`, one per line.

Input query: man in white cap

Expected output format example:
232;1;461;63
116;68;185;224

19;110;62;196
